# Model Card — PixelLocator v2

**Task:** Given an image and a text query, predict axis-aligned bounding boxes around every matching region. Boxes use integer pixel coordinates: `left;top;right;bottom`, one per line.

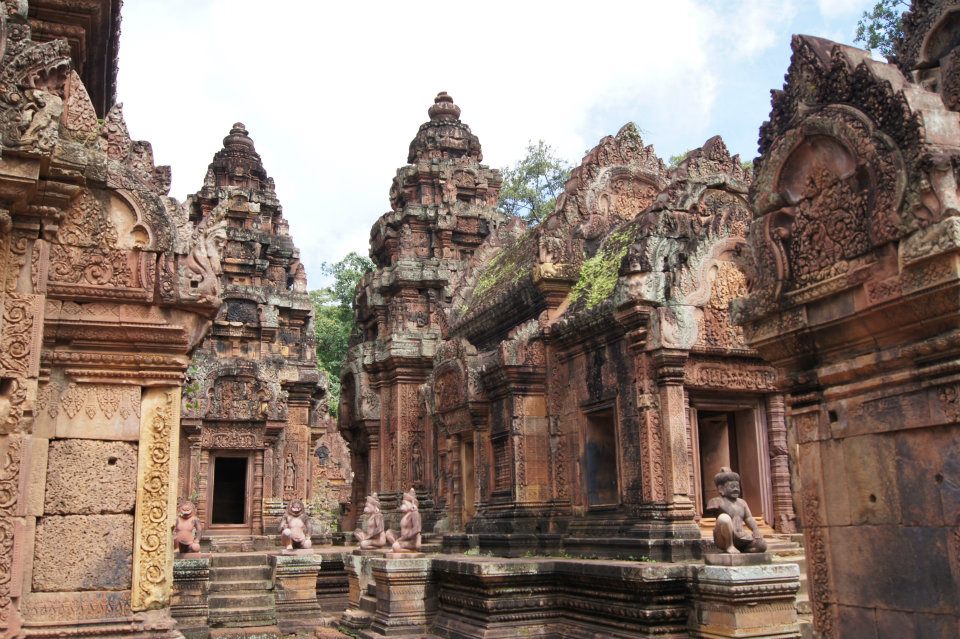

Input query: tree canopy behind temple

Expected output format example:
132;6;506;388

855;0;909;59
311;251;374;415
497;140;571;224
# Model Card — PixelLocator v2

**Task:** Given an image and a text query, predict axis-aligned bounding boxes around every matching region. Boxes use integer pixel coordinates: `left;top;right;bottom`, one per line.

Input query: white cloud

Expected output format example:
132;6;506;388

114;0;855;285
817;0;871;19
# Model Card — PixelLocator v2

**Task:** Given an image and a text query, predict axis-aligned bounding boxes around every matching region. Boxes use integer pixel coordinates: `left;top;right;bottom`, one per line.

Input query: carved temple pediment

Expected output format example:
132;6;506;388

736;33;960;327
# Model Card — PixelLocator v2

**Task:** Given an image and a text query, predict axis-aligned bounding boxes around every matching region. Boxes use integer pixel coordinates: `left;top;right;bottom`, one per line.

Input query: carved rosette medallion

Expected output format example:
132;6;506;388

131;389;180;611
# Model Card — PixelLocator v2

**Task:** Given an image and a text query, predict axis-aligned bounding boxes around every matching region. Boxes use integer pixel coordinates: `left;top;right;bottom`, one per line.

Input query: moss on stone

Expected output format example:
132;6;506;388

569;226;635;309
470;231;537;305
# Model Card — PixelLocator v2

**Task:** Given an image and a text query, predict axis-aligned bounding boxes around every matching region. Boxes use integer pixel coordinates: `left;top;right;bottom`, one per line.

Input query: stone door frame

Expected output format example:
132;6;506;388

205;451;255;535
687;394;773;524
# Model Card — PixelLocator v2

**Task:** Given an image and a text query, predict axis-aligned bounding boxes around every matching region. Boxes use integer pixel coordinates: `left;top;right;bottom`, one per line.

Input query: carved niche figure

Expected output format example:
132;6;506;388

353;493;386;549
706;467;767;554
171;500;203;554
283;453;297;495
411;438;424;485
386;488;422;553
278;498;313;550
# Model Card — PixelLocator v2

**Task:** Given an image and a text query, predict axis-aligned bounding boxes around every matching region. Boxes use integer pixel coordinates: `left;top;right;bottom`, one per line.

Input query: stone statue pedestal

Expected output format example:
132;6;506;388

343;552;377;632
271;553;329;634
363;557;436;638
171;556;211;639
689;562;800;639
703;552;773;566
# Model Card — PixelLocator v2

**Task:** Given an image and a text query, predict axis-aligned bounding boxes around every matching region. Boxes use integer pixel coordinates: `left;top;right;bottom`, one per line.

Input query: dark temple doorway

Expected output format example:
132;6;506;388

211;455;249;525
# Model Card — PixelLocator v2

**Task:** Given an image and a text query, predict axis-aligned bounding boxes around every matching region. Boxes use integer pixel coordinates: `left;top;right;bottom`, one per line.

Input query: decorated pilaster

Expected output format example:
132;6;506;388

132;389;182;610
653;349;697;528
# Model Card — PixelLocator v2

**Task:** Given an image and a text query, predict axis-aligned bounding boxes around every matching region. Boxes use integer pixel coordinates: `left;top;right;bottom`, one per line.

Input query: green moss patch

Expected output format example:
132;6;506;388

470;230;537;305
569;226;635;309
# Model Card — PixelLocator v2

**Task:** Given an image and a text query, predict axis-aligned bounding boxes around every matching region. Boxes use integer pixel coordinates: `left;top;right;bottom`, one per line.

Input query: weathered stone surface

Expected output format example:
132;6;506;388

44;439;137;515
734;14;960;637
0;6;222;635
689;563;800;638
32;515;134;591
343;94;795;562
430;557;691;638
177;122;348;537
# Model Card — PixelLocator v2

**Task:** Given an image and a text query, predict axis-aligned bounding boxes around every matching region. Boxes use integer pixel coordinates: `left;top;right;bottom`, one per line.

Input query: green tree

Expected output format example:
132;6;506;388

668;151;691;168
855;0;909;59
311;251;373;416
498;140;571;224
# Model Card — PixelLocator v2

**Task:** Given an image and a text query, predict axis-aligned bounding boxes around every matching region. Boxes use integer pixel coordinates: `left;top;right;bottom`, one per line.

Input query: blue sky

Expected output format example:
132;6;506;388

116;0;881;286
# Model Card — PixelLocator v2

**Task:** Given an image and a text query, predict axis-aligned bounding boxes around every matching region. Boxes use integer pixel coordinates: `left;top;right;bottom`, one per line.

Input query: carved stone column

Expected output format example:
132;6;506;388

252;449;264;535
448;433;462;532
132;387;182;611
764;394;796;533
653;349;697;527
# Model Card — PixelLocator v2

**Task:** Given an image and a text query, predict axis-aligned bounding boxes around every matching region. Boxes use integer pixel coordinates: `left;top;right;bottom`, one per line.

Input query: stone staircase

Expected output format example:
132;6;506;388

207;553;279;638
769;533;813;638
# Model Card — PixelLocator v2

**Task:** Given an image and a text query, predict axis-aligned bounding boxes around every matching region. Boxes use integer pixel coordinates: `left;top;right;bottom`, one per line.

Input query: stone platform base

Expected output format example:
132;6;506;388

19;593;182;639
689;562;801;638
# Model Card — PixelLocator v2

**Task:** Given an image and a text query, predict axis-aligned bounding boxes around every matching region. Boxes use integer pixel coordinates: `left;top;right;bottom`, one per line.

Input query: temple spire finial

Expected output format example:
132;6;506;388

428;91;461;121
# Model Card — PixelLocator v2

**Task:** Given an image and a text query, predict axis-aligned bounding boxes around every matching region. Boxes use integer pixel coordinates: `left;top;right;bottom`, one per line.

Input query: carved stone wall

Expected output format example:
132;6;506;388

735;26;960;637
339;93;507;525
177;124;338;536
0;2;222;636
403;121;797;558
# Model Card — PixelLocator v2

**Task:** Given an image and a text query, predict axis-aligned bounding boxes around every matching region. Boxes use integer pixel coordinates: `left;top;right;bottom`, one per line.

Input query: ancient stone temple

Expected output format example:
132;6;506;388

734;1;960;636
339;92;509;530
0;1;225;636
175;123;341;539
342;94;797;559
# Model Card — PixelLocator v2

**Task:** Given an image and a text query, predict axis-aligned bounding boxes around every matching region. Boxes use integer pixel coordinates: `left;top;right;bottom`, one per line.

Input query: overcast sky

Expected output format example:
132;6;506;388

116;0;878;287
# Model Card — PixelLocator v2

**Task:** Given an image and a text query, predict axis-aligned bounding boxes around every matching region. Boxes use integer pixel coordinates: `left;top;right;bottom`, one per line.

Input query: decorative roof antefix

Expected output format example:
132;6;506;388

896;0;960;112
27;0;122;117
407;91;482;164
616;136;753;314
757;35;926;181
897;0;960;71
553;134;753;347
736;31;960;323
450;124;666;338
200;122;276;196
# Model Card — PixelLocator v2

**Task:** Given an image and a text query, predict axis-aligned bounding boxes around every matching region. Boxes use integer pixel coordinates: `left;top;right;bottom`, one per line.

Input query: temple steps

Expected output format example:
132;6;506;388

209;579;273;593
207;553;279;635
209;625;281;639
211;564;273;581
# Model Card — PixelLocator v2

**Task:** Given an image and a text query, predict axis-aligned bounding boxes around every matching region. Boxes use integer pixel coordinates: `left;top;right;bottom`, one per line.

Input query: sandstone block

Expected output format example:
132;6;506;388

32;514;133;591
44;439;137;514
